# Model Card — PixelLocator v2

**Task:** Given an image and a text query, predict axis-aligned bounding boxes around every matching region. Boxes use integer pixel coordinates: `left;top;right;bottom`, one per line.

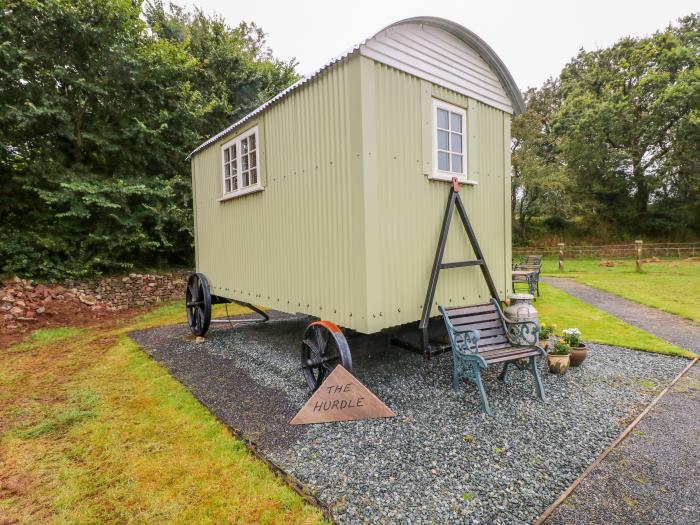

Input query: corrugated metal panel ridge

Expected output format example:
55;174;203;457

188;16;525;159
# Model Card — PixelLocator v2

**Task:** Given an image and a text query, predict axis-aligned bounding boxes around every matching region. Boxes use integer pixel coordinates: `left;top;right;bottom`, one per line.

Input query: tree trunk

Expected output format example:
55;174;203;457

632;158;649;215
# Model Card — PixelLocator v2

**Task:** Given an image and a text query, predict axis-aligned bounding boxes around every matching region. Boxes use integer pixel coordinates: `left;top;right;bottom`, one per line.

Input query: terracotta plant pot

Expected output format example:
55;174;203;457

569;344;587;367
547;354;570;375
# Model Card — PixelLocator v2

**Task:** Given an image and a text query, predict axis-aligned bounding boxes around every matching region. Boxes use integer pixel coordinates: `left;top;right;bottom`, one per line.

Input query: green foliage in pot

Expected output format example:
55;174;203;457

551;339;571;356
540;323;554;339
562;328;583;347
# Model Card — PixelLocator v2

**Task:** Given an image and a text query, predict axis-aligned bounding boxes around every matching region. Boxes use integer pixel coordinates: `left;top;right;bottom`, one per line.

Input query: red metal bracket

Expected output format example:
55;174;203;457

452;177;459;193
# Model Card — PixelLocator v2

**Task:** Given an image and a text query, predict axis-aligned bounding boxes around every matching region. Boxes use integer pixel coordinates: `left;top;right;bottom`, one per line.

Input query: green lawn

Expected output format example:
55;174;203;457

0;304;325;525
540;257;700;324
536;282;694;358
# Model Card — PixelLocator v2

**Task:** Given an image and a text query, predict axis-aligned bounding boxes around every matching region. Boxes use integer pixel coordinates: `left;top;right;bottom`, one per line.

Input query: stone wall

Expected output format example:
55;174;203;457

64;270;190;310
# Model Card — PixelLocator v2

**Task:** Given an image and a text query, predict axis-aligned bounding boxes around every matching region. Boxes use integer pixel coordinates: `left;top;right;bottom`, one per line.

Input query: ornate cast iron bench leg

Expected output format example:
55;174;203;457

530;355;546;401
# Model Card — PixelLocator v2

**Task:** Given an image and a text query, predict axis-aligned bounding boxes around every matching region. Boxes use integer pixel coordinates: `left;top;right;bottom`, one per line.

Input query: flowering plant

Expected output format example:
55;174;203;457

540;323;554;338
562;328;582;347
550;338;570;355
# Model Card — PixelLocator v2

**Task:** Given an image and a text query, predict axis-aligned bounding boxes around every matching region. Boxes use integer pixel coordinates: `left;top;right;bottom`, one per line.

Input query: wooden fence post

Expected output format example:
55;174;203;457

558;243;565;272
635;240;643;272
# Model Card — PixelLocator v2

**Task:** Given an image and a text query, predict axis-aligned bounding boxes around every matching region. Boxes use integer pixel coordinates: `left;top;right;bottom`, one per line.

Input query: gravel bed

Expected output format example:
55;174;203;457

130;317;689;524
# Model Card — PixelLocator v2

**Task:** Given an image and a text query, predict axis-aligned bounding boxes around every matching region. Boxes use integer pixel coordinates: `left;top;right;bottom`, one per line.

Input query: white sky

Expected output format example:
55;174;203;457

186;0;697;90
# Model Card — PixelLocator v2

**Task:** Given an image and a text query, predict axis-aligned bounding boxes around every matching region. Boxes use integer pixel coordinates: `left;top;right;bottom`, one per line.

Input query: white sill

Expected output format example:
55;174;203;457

217;185;265;202
428;173;478;185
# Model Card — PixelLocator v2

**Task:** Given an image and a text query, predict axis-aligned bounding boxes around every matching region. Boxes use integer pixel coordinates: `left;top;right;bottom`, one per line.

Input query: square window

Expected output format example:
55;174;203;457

433;99;467;180
221;125;261;198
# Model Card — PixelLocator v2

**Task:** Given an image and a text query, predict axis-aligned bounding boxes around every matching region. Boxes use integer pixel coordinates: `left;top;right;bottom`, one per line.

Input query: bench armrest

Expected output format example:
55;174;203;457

454;329;481;354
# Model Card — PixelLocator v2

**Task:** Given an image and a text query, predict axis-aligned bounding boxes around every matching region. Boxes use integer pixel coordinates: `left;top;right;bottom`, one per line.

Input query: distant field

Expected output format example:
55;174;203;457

538;257;700;324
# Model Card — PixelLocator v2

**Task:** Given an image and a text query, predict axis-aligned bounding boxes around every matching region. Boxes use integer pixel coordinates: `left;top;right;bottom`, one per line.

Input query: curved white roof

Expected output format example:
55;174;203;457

189;16;524;159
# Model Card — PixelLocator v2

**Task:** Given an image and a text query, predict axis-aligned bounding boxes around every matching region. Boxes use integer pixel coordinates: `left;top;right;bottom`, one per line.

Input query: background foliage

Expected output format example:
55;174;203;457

1;3;698;278
0;0;297;279
512;13;700;243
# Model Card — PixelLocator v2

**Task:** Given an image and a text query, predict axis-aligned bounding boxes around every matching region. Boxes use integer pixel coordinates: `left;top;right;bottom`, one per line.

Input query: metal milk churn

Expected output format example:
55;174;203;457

504;293;539;327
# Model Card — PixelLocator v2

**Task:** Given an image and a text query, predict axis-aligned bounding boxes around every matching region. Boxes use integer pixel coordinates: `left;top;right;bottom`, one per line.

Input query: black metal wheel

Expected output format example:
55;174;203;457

301;320;352;391
186;273;212;337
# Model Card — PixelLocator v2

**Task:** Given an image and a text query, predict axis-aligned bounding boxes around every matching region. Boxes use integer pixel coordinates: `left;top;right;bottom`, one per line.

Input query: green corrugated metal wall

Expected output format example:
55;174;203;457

191;54;512;334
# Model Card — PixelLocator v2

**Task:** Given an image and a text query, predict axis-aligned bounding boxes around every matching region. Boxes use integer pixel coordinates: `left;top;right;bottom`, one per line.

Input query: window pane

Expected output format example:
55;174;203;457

243;172;250;187
249;133;256;151
242;155;248;171
224;148;230;163
241;138;248;155
437;130;449;151
250;153;256;168
232;175;238;190
225;178;231;193
437;108;449;129
232;159;237;174
224;164;230;177
450;133;462;153
250;168;257;185
451;154;463;173
450;112;462;133
232;144;237;158
438;151;449;171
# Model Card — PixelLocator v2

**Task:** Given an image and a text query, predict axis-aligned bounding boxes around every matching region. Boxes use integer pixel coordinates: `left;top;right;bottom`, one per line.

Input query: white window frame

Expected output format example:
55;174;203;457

219;126;263;201
431;99;470;183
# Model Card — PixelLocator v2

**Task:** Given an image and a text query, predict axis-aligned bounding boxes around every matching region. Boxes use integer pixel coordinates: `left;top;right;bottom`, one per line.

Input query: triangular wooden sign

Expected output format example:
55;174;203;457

290;365;396;425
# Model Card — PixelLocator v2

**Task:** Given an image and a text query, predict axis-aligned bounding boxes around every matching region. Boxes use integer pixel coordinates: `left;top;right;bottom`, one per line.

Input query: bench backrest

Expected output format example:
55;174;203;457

440;301;511;353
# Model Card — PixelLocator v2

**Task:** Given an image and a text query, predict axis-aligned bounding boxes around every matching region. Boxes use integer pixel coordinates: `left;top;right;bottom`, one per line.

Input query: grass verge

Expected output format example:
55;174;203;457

541;257;700;323
536;283;694;358
0;302;325;525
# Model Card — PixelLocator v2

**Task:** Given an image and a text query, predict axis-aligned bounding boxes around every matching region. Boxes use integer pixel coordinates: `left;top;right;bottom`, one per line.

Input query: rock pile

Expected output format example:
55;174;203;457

0;276;110;330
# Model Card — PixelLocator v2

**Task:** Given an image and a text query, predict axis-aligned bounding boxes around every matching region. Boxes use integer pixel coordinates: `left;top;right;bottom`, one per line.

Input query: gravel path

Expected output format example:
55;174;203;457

546;361;700;525
130;317;688;524
542;277;700;354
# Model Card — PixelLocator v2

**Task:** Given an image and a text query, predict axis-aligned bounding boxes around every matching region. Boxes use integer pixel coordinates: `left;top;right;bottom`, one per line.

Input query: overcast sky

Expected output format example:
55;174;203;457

186;0;697;90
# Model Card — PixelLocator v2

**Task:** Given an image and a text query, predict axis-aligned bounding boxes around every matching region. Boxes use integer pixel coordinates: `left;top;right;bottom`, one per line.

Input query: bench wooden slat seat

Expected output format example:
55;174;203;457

439;299;546;415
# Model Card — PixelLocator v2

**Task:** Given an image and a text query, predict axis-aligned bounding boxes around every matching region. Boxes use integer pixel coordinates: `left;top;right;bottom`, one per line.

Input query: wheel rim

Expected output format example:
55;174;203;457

185;273;211;336
301;321;352;391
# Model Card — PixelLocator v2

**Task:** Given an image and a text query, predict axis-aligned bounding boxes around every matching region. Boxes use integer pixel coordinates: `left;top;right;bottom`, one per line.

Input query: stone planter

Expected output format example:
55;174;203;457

547;353;570;375
569;344;587;367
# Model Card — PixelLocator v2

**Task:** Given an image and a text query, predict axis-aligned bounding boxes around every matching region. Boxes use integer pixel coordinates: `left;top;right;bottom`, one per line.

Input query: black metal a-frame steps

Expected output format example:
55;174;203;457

391;177;501;357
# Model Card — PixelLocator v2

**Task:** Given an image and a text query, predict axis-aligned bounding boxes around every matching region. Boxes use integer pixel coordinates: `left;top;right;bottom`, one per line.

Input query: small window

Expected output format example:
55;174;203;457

432;99;467;182
220;126;261;199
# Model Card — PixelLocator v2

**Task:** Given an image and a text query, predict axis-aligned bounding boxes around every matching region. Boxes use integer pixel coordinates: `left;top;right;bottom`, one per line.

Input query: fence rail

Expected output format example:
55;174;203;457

513;242;700;259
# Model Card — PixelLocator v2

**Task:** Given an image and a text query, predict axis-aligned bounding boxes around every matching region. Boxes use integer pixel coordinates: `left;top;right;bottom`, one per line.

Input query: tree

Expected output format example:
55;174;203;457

0;0;298;279
554;14;700;234
511;79;575;239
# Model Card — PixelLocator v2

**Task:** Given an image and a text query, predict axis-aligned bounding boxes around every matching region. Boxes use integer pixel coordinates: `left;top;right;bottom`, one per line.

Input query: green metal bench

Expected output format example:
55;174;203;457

439;299;546;415
513;255;542;296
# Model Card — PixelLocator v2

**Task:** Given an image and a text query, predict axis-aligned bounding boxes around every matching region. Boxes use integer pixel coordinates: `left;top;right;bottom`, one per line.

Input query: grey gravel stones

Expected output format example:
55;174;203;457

131;316;689;524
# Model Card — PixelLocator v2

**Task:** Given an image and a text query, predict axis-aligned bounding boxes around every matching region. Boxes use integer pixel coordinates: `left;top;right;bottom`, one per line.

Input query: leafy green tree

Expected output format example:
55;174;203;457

511;80;575;239
0;0;297;279
554;14;700;234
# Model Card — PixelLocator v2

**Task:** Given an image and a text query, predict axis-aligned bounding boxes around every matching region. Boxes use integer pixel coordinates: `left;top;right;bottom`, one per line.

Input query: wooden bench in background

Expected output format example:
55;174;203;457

439;299;546;415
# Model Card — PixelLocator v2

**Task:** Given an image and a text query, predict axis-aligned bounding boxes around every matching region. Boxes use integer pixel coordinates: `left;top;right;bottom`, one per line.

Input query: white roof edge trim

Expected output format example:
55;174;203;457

188;16;524;159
